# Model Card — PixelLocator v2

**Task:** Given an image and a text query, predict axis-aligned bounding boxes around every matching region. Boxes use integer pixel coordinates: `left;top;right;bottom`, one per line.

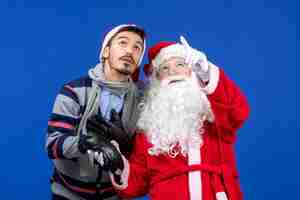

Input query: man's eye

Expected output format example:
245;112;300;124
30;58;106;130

119;40;127;46
133;45;141;52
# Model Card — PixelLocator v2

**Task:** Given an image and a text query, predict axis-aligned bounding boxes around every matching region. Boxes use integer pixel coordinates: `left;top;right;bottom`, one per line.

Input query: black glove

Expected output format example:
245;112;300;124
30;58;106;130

78;133;124;173
86;110;132;155
78;118;110;154
94;140;124;173
109;109;132;154
78;134;98;154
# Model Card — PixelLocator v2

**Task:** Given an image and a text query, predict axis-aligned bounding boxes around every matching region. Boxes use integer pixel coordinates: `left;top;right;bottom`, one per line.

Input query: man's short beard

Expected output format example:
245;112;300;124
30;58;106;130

137;76;214;157
107;58;133;76
115;63;132;75
116;68;131;75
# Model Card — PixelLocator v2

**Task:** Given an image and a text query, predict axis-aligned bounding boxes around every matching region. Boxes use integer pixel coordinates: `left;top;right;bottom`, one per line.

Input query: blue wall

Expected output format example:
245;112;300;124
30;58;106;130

0;1;297;199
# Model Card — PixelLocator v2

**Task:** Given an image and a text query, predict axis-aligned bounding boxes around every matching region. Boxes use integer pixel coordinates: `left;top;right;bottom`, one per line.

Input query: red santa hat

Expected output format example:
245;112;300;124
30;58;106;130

144;41;187;76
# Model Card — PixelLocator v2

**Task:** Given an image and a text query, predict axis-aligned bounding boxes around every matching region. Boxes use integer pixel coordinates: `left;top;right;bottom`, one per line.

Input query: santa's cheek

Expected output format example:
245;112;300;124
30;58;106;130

160;79;170;87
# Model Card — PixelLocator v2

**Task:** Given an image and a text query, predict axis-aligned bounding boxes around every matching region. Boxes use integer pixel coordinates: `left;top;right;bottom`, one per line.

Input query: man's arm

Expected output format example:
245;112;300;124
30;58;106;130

45;84;82;159
112;133;150;199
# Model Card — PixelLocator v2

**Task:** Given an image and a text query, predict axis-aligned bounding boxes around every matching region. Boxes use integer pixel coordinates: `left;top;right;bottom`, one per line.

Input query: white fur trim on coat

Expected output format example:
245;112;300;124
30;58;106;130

110;156;130;190
188;142;202;200
201;62;220;95
216;192;229;200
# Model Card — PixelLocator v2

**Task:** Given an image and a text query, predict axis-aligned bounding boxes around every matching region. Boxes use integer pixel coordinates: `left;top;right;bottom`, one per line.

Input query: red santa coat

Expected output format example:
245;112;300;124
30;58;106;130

118;65;250;200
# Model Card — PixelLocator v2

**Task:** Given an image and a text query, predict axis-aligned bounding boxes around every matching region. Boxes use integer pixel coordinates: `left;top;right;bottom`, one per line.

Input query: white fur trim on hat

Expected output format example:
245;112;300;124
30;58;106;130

152;43;187;70
99;24;146;66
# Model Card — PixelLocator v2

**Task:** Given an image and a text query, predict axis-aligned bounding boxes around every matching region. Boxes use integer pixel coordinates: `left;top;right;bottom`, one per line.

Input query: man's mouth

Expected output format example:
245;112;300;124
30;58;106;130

120;56;134;64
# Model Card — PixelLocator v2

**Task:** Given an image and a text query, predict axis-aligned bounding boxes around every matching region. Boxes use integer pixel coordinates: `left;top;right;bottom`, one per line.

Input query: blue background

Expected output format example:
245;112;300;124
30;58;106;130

0;0;297;199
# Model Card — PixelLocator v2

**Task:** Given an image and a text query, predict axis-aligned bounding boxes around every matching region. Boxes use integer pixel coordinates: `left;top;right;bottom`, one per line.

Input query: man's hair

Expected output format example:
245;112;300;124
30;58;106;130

107;26;146;47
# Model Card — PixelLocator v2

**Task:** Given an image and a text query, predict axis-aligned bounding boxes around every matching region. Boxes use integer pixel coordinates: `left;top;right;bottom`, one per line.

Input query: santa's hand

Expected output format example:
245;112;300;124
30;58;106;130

180;35;209;74
109;150;130;190
90;140;124;175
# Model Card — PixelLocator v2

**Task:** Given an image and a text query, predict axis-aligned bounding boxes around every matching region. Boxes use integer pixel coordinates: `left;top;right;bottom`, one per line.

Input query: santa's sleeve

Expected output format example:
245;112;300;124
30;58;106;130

204;63;250;143
117;133;150;198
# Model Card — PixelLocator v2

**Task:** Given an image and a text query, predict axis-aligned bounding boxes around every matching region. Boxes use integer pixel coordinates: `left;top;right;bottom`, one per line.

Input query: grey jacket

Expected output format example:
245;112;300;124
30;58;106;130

46;75;141;200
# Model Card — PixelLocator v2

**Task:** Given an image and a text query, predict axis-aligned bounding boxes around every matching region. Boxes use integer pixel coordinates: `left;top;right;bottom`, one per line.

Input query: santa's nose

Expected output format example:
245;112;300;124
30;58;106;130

171;69;185;77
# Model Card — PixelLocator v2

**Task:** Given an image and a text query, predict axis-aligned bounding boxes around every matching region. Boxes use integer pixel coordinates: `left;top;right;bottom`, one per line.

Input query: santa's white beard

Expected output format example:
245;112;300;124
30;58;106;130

137;77;214;157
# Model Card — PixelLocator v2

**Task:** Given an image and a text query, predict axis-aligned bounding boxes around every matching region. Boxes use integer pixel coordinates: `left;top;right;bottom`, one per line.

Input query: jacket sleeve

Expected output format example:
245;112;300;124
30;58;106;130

205;63;250;143
45;84;82;159
118;133;150;198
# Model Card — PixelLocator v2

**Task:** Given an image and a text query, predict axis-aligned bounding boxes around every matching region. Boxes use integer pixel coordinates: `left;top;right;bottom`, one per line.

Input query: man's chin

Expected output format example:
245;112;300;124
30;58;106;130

118;63;135;75
117;69;131;76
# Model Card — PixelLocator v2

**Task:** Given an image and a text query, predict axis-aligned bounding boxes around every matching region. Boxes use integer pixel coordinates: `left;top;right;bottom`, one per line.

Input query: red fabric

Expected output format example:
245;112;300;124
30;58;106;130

143;41;177;76
143;64;152;77
118;69;250;200
131;67;140;82
148;41;176;61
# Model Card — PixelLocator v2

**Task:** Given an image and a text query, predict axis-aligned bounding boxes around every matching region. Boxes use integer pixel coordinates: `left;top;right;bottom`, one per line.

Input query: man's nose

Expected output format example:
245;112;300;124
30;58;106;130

125;46;134;54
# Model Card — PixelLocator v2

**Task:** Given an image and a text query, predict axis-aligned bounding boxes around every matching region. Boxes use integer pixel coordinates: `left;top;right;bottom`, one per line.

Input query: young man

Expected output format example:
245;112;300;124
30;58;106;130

110;36;250;200
45;24;146;200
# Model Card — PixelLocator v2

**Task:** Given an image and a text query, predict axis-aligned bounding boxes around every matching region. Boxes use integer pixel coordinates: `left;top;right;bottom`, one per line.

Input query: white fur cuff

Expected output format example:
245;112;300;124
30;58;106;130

216;192;228;200
201;62;220;95
110;156;130;190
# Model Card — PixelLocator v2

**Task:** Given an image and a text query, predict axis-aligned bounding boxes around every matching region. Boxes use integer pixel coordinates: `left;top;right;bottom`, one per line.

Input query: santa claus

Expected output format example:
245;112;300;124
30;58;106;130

109;36;250;200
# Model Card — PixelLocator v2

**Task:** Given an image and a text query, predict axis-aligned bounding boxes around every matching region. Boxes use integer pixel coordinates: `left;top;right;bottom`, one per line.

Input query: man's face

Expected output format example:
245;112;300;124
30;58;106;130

157;57;191;83
103;31;144;79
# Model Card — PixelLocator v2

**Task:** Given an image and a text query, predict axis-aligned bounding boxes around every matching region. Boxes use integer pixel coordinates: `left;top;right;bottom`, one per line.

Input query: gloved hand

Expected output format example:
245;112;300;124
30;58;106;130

94;141;125;185
78;133;124;172
92;140;124;174
180;36;209;82
78;115;125;181
86;110;132;155
78;134;100;154
109;145;130;190
78;115;110;155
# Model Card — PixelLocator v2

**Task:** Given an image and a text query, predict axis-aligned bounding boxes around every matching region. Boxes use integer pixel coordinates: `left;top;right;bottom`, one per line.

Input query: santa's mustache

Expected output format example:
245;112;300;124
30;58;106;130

137;78;210;156
161;75;189;86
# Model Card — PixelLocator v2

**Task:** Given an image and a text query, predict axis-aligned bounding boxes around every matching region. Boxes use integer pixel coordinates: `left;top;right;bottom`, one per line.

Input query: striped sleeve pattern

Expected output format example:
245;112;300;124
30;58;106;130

52;169;117;199
46;76;92;159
